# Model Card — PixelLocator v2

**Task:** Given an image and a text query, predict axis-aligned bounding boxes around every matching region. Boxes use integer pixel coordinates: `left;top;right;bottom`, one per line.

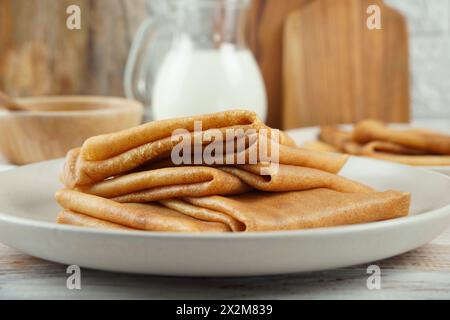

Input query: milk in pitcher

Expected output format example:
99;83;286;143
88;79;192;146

152;44;267;121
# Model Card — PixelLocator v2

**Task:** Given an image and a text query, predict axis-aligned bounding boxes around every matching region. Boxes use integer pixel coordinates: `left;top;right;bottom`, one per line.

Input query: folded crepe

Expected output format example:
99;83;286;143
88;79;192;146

319;126;354;152
318;126;369;156
343;139;450;165
57;210;135;230
312;125;450;166
76;164;372;203
81;110;266;161
177;189;410;231
56;190;231;232
56;189;410;232
302;141;340;153
354;119;450;155
62;110;349;188
76;166;251;202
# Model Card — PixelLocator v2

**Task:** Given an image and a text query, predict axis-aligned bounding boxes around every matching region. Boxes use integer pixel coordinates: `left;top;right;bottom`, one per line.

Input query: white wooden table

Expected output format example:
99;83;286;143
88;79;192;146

1;228;449;299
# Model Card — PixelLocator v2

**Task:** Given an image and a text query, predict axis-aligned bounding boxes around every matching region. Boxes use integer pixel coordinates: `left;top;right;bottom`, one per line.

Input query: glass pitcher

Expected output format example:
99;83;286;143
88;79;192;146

124;0;267;121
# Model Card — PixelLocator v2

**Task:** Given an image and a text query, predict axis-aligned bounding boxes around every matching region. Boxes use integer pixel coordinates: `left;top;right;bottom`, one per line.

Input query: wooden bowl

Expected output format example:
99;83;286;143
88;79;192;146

0;96;143;165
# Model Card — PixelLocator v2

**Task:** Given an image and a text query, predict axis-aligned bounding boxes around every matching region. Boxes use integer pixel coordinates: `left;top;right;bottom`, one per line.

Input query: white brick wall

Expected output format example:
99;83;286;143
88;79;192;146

385;0;450;120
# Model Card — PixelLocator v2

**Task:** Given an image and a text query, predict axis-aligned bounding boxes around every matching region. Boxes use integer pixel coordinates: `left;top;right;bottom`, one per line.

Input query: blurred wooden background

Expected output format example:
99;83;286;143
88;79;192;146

247;0;311;127
0;0;307;128
0;0;147;97
0;0;409;129
282;0;409;128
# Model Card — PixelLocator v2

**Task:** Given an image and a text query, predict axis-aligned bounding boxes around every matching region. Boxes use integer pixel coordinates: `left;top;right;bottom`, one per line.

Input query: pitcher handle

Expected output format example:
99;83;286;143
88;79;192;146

124;17;159;110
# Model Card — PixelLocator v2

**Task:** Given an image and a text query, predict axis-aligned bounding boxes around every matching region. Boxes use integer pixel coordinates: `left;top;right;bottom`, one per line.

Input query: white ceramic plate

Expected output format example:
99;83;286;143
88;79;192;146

288;124;450;176
0;157;15;173
0;158;449;277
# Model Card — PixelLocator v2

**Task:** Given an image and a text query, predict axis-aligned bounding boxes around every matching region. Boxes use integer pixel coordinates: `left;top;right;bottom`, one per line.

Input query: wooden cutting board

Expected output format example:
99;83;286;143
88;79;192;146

282;0;410;129
247;0;313;128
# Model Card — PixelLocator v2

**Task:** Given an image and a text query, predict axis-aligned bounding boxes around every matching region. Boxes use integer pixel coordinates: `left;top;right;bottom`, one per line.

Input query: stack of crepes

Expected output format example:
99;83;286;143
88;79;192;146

304;119;450;167
55;111;410;233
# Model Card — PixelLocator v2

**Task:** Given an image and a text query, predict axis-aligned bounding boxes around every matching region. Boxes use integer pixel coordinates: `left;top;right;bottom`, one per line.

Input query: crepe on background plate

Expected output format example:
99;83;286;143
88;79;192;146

304;120;450;167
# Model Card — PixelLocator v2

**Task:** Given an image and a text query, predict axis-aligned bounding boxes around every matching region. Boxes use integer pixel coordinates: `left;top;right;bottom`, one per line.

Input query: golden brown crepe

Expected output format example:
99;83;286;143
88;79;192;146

343;140;427;156
319;126;354;152
57;210;135;230
56;189;231;232
159;199;244;231
218;164;372;193
177;189;410;231
77;166;251;202
353;141;450;166
75;164;372;203
354;119;450;155
62;129;251;188
311;124;450;166
302;140;339;153
56;189;410;232
62;110;268;187
81;110;264;161
62;111;348;188
317;126;367;156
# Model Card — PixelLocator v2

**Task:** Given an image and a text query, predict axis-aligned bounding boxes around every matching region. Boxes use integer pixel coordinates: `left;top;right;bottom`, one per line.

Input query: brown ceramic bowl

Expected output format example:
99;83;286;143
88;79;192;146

0;96;143;165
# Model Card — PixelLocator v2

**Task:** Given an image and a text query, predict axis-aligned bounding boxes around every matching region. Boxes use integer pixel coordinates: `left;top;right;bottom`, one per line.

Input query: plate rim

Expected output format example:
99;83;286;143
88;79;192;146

1;200;450;240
